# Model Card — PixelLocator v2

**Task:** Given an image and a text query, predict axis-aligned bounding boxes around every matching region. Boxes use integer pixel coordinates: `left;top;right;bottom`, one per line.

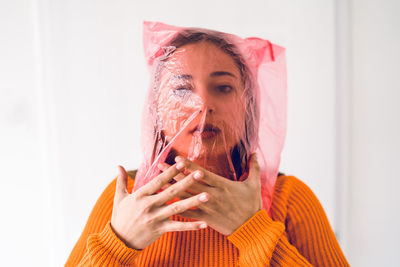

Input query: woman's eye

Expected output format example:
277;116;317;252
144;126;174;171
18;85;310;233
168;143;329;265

173;87;192;97
176;87;190;91
216;85;233;93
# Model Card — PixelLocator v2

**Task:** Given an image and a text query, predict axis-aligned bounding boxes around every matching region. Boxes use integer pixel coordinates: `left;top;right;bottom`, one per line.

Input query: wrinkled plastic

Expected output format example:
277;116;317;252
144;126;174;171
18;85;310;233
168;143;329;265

134;21;287;216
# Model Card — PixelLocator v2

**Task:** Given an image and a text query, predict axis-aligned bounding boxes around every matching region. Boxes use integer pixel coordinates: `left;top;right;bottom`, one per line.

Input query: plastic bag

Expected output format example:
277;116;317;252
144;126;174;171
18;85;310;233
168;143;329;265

134;21;287;215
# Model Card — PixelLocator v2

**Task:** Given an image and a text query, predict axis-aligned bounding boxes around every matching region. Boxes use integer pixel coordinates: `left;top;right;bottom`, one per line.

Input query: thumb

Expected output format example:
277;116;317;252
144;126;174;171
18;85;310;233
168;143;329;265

115;165;128;202
247;153;261;184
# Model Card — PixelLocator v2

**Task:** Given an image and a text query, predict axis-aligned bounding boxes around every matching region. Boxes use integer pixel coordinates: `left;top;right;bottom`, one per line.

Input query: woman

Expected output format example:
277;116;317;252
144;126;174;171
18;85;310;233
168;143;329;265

66;21;349;266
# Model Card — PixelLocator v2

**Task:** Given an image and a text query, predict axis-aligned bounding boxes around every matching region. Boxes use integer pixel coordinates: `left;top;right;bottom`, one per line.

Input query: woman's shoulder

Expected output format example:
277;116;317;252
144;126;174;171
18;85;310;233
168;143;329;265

272;173;327;221
275;173;314;195
272;173;320;209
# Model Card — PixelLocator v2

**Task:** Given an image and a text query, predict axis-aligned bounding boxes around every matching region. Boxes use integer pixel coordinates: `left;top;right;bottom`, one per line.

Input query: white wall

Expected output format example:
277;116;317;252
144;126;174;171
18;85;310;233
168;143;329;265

0;0;44;265
4;0;398;266
348;0;400;266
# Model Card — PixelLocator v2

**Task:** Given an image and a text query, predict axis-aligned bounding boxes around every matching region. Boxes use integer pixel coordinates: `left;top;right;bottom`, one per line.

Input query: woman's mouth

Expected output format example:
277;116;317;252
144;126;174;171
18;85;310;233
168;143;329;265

191;123;221;139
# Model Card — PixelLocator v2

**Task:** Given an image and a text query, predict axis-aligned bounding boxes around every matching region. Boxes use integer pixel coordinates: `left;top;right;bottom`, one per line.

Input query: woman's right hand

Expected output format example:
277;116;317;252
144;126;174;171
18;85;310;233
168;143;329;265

110;164;209;250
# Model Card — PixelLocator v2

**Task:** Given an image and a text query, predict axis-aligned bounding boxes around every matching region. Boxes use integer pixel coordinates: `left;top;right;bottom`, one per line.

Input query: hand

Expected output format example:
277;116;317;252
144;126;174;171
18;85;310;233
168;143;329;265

158;153;262;236
110;164;209;250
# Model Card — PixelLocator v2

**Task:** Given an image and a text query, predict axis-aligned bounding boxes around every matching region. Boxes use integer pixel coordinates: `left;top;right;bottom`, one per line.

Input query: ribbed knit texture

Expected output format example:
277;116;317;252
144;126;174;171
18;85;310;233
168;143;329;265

66;171;349;266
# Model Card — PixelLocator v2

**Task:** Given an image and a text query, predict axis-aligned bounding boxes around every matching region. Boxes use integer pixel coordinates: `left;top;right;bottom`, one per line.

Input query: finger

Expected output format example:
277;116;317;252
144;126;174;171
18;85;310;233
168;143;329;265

161;186;195;199
179;209;203;220
162;220;207;233
183;182;212;195
158;162;186;182
176;190;194;200
155;191;209;220
159;177;186;191
156;162;170;172
160;183;172;191
153;170;204;205
175;156;224;187
160;188;194;200
247;153;261;184
136;163;181;197
115;165;128;202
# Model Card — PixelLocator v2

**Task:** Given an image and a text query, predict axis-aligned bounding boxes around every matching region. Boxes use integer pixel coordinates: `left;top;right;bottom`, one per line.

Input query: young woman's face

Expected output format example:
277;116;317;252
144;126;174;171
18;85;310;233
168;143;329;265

157;41;246;159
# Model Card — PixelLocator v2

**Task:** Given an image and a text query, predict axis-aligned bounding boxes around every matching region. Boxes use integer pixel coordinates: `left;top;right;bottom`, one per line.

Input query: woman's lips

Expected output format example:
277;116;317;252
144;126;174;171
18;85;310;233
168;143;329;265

191;123;221;139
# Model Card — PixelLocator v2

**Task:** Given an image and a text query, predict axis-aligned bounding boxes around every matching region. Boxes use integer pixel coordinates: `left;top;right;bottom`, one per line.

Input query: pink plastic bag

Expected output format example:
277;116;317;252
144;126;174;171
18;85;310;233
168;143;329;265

134;21;287;216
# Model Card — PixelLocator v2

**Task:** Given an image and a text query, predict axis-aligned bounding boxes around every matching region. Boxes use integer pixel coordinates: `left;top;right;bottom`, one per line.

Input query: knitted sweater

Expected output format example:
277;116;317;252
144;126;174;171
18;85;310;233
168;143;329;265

66;171;349;266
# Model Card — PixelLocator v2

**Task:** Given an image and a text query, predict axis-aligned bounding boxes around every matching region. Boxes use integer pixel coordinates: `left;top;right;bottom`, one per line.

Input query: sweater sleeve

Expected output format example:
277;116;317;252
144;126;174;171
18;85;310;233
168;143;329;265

65;175;141;266
227;176;350;266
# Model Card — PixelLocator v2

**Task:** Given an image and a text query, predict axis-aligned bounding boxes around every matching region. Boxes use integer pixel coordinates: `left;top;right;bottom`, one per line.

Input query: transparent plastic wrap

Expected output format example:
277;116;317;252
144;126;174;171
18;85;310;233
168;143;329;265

134;21;287;215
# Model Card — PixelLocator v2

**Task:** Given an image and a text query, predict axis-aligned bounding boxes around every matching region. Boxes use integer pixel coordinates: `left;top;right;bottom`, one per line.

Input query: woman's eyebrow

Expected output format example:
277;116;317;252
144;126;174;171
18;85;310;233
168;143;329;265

170;72;237;81
171;74;192;81
210;71;237;79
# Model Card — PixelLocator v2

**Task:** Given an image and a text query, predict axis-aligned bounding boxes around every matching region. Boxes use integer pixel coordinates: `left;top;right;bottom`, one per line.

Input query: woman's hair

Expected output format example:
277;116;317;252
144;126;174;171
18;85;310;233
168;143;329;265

150;29;259;179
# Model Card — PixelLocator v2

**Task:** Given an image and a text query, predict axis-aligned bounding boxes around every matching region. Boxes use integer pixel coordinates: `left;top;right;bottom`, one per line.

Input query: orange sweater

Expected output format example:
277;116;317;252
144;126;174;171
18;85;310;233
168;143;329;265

66;172;349;266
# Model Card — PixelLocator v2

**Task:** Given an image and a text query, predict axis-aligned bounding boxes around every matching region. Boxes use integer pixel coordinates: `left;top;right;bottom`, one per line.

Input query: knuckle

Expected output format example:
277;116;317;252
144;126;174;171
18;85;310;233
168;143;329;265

168;187;178;196
166;168;177;178
212;182;219;188
131;193;140;202
144;198;156;211
253;162;260;172
131;191;140;200
151;223;163;235
154;178;164;188
212;194;221;204
171;204;182;214
156;226;165;235
153;228;161;236
185;160;192;168
144;215;156;226
185;175;196;185
140;204;151;215
139;198;153;211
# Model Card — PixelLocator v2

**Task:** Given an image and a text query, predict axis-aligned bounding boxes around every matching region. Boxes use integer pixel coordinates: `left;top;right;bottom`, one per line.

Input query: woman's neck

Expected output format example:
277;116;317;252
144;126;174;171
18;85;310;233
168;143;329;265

165;149;238;180
193;153;236;180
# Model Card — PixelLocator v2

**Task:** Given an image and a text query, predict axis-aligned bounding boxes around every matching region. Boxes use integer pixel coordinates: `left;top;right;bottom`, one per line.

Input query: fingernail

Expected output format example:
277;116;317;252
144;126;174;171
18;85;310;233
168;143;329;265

176;162;185;170
157;163;166;170
193;171;202;180
199;193;208;202
175;156;184;162
199;223;207;229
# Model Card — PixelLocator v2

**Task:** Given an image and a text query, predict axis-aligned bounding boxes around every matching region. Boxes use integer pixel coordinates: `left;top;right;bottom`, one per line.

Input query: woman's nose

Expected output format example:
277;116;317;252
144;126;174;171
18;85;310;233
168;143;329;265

197;86;215;114
199;106;214;114
198;95;215;115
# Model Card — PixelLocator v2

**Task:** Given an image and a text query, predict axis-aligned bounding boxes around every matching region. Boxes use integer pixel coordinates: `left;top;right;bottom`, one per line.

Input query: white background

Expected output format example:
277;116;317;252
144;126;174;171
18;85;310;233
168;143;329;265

0;0;399;266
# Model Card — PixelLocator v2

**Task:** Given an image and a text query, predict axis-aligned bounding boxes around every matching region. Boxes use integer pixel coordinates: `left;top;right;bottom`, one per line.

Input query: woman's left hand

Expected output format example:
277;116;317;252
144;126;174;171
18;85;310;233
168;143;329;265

159;153;263;236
